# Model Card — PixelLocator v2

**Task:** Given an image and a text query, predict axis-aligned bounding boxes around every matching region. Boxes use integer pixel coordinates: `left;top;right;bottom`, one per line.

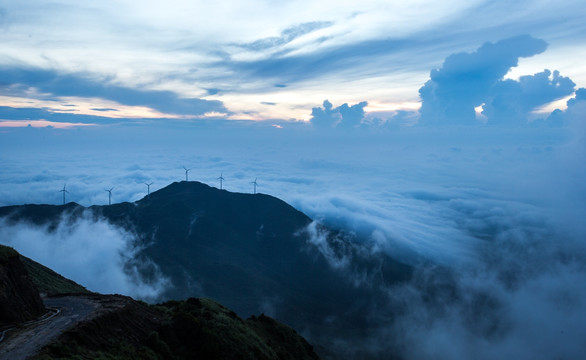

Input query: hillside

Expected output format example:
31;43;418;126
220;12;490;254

0;245;45;326
0;181;413;358
32;295;320;360
0;246;321;360
19;255;89;296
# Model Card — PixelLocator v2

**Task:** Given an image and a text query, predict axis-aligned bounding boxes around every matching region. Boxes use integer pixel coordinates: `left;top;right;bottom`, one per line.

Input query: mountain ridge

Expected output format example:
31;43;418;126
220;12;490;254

0;181;412;359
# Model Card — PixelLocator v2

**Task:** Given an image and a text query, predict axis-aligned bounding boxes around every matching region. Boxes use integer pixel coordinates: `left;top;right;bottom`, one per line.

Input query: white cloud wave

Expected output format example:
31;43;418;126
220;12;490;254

0;212;169;301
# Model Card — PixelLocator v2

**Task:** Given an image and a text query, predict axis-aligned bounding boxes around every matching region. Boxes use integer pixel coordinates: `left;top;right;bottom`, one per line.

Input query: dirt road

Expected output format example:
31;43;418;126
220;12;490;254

0;295;98;360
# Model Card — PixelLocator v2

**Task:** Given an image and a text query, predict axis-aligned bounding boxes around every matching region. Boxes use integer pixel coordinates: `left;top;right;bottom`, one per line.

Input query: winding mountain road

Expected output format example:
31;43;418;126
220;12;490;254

0;295;98;360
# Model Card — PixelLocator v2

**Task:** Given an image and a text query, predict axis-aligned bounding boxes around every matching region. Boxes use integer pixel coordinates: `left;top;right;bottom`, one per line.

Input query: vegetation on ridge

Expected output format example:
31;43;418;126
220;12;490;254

20;255;89;295
0;245;46;326
33;296;319;360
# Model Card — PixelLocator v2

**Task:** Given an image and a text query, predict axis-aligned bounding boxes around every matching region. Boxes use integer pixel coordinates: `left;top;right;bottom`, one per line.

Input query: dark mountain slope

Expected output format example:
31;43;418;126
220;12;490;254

95;182;411;333
33;295;319;360
19;255;89;296
0;243;88;328
0;202;84;230
0;245;45;326
0;246;320;360
0;181;413;358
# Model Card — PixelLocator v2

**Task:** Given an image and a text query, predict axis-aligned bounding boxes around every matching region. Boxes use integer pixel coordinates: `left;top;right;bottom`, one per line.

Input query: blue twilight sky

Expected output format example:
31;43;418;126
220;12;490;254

1;0;585;126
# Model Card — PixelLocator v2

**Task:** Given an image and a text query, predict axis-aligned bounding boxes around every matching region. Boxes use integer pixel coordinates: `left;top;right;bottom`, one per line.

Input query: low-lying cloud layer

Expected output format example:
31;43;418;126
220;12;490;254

0;212;168;301
1;122;584;358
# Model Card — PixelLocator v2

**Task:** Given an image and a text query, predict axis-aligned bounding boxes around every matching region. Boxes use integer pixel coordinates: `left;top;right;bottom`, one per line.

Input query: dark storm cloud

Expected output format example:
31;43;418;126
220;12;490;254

0;66;226;116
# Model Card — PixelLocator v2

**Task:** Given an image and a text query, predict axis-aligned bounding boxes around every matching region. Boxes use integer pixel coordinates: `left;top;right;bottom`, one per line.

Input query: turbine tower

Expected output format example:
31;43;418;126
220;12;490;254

105;187;114;205
58;184;69;205
183;166;191;181
251;178;258;194
217;172;225;190
145;182;153;199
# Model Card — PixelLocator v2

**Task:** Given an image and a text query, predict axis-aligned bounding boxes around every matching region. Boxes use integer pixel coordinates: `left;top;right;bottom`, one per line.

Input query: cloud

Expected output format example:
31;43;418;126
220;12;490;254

90;107;119;112
310;99;368;129
219;37;428;86
387;217;586;360
545;87;586;127
0;212;169;301
236;21;334;52
566;87;586;107
2;1;586;124
482;69;575;125
418;35;550;125
310;100;339;128
2;30;586;356
0;105;152;125
0;119;96;128
0;66;227;117
0;120;585;358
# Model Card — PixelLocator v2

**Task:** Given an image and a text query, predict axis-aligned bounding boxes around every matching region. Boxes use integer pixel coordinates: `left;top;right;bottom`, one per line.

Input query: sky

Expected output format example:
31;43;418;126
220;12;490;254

1;0;586;125
1;1;586;359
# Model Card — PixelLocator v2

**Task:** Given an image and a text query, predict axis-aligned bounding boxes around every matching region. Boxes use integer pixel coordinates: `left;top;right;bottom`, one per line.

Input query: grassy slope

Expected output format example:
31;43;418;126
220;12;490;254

33;296;319;360
19;255;89;295
0;245;46;325
0;245;19;264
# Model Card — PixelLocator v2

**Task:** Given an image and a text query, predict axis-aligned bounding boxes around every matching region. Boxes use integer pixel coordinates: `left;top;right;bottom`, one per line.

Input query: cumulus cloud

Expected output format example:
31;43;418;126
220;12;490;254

483;69;575;125
545;87;586;127
418;35;560;125
310;99;368;129
0;212;169;301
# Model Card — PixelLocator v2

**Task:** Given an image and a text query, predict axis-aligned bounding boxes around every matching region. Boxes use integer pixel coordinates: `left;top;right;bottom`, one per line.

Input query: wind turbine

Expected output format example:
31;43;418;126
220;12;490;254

217;172;225;190
105;187;114;205
58;184;69;205
251;178;258;194
183;166;191;181
145;182;153;199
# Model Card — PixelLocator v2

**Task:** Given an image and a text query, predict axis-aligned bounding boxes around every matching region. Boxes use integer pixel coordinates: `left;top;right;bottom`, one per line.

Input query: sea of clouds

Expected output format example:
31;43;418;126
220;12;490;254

1;121;584;359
